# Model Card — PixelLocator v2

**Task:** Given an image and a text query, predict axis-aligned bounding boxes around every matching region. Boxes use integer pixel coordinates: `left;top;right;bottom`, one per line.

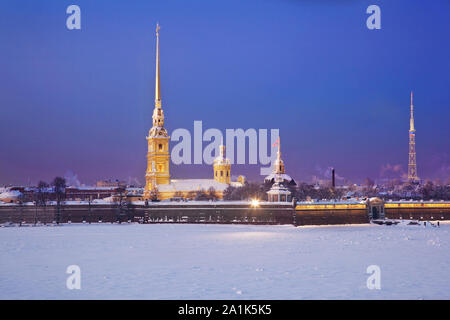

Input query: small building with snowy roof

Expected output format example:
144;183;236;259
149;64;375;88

0;190;23;203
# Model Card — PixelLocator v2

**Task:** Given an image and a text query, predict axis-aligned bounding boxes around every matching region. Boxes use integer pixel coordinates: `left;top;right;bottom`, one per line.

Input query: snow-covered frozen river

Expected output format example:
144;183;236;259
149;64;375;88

1;222;449;299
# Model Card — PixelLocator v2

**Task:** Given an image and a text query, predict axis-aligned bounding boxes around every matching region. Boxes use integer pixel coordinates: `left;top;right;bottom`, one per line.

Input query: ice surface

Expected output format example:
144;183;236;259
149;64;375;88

0;222;449;299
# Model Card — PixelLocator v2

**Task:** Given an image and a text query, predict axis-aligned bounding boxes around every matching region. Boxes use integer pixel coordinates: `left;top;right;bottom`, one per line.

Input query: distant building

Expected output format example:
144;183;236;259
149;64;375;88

66;186;120;201
96;180;126;188
4;185;136;203
0;189;22;204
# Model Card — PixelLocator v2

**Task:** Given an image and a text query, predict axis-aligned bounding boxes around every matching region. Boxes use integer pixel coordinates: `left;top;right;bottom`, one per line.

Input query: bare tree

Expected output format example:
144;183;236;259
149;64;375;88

34;181;49;224
52;177;66;224
115;186;127;222
295;183;316;201
223;182;266;201
36;181;49;206
150;188;160;202
17;193;25;226
173;191;184;198
186;190;197;200
207;187;218;201
194;189;209;201
223;185;238;200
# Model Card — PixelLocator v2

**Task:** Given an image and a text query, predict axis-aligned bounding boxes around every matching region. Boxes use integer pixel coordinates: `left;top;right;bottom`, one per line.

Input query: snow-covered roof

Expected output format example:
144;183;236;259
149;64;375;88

156;179;229;193
264;173;295;183
230;181;244;188
132;200;292;206
0;190;22;200
68;186;118;191
267;189;291;195
0;201;18;206
96;196;115;203
390;200;450;204
214;155;231;165
24;187;53;192
296;200;366;205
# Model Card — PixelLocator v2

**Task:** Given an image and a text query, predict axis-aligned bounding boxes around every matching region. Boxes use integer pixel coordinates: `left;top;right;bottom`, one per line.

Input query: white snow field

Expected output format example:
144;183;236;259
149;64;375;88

0;222;449;299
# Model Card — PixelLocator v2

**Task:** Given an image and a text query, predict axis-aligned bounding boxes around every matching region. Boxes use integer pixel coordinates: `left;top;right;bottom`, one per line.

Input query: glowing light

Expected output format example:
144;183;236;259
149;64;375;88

251;199;260;208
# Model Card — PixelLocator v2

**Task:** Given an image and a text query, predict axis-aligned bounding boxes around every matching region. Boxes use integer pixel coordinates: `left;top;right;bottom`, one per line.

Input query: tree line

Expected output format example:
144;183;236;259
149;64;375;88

222;181;345;201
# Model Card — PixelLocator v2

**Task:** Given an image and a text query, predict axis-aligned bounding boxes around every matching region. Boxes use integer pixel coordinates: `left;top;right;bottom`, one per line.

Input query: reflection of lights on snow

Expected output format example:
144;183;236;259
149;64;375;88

251;199;260;207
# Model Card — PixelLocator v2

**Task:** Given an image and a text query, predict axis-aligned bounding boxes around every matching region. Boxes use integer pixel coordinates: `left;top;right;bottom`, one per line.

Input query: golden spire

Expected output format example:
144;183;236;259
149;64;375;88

410;91;415;132
277;137;281;161
151;23;165;128
274;137;285;174
219;137;225;158
155;23;161;108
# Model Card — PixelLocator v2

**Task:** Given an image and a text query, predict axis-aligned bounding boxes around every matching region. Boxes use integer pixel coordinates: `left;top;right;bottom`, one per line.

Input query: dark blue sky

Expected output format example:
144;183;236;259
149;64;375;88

1;0;449;186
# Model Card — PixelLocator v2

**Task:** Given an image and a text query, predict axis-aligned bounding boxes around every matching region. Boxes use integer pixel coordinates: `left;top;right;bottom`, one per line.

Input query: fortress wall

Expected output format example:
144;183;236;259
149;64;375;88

385;207;450;220
0;205;126;224
0;203;295;225
295;209;369;226
3;202;449;226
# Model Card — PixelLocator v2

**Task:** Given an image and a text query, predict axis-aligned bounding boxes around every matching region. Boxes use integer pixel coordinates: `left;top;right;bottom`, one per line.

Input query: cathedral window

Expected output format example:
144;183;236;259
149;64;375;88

220;171;223;177
159;144;163;151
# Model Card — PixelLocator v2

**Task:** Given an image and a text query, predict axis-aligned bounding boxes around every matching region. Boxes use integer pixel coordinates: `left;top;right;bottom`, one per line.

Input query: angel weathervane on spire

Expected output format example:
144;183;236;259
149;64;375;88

156;23;160;36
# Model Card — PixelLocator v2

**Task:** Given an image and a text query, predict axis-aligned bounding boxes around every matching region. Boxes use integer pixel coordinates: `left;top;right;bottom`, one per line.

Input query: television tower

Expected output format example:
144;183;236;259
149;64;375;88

408;91;419;183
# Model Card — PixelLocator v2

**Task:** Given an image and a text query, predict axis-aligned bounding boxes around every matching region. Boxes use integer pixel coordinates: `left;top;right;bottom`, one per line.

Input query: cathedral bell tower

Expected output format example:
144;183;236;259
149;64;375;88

144;24;170;198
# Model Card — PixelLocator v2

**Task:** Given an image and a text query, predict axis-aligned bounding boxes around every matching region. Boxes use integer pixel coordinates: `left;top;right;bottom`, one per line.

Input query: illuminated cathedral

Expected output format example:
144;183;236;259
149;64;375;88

144;24;242;200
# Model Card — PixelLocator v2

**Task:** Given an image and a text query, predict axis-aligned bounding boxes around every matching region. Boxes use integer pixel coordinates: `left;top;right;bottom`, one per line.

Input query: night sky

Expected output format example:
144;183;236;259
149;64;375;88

1;0;449;186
